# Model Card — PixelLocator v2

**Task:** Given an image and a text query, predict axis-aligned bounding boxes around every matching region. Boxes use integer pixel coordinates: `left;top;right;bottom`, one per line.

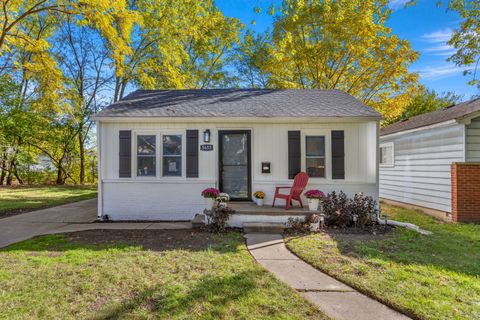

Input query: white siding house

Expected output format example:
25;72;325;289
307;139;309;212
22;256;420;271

380;98;480;217
93;89;381;226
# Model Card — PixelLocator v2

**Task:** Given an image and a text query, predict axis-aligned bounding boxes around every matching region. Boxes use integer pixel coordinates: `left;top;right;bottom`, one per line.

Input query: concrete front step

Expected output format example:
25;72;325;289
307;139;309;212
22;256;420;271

243;222;285;233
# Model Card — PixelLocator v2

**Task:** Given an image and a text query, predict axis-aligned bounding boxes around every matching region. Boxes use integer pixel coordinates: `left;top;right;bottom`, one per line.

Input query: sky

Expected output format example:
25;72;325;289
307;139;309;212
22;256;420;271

216;0;478;100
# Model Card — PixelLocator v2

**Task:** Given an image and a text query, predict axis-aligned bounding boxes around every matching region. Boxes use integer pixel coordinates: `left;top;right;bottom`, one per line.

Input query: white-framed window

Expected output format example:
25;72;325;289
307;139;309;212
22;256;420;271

162;134;182;176
380;142;394;167
305;135;326;178
136;135;157;177
134;131;184;178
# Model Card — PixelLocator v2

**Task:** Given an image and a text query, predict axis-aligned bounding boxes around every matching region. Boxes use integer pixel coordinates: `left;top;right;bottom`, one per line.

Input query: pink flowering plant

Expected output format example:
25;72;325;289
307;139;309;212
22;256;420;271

304;189;325;199
201;188;220;198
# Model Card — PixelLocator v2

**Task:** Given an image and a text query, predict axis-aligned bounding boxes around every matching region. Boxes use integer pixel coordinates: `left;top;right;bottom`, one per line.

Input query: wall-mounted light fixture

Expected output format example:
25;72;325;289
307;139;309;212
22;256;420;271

203;129;211;143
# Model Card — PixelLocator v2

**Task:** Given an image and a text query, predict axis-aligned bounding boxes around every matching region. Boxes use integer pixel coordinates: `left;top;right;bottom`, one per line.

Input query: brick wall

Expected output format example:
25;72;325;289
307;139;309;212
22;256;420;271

451;163;480;223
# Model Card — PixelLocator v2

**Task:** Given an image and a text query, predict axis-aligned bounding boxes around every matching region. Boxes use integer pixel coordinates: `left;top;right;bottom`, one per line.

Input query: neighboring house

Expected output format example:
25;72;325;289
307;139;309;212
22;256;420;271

380;98;480;222
92;89;381;226
29;155;54;172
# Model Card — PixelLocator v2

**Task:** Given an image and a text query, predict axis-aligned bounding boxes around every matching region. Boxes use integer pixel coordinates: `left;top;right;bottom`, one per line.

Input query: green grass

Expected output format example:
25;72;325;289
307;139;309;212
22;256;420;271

0;231;326;319
0;185;97;216
285;203;480;320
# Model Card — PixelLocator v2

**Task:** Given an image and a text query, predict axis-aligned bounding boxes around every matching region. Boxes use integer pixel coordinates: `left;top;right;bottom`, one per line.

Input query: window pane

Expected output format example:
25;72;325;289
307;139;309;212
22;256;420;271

306;136;325;157
306;158;325;178
163;156;182;176
137;135;156;155
222;133;247;165
163;135;182;156
381;146;393;165
137;156;156;176
222;165;248;199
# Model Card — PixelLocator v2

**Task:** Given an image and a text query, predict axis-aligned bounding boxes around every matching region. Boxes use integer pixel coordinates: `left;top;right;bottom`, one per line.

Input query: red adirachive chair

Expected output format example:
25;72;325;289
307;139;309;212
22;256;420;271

272;172;309;209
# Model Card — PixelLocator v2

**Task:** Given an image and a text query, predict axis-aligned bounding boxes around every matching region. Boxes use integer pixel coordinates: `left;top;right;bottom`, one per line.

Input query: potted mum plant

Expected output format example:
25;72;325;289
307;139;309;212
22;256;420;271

216;192;230;208
253;191;265;206
201;188;220;210
304;189;325;211
308;213;321;232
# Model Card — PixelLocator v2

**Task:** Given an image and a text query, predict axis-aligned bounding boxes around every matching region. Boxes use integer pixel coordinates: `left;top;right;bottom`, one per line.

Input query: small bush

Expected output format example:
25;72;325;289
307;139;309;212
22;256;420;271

321;191;377;228
204;205;235;233
287;214;320;233
287;217;310;233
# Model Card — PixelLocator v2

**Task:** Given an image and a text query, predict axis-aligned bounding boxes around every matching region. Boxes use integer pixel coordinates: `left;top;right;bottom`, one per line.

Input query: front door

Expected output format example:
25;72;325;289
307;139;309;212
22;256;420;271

219;130;251;201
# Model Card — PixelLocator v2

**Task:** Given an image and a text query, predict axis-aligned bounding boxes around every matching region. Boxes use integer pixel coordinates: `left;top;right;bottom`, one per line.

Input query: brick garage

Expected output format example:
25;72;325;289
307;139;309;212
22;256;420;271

451;163;480;223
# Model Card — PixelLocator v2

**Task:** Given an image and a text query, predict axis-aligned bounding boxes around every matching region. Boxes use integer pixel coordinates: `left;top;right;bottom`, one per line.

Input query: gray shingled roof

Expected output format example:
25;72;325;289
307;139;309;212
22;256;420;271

381;98;480;136
93;89;381;119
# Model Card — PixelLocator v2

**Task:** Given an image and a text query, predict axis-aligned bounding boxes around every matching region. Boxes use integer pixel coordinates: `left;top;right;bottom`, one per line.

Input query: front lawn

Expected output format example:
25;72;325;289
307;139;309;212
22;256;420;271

0;230;325;319
285;203;480;320
0;185;97;217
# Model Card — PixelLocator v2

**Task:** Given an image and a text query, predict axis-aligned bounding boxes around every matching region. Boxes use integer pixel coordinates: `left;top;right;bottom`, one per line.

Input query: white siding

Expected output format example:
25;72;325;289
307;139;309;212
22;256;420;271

380;123;465;213
100;119;378;221
466;116;480;162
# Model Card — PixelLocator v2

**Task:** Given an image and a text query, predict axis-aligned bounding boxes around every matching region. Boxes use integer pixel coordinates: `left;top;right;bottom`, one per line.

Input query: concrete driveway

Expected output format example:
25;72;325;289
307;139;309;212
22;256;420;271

0;198;97;248
0;199;192;248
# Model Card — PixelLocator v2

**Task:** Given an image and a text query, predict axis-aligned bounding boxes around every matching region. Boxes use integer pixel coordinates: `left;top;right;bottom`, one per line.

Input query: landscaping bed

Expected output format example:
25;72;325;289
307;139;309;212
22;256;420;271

0;185;97;217
285;203;480;320
0;229;326;319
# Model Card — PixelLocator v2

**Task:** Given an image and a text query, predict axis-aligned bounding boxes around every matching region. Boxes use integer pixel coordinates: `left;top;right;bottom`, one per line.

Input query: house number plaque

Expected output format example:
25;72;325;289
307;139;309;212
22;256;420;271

200;144;214;151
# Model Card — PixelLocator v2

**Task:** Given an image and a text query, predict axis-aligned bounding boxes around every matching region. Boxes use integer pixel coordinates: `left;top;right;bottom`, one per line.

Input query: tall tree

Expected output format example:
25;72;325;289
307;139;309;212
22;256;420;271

262;0;419;121
234;30;272;88
385;89;462;125
447;0;480;91
54;21;110;184
0;13;59;185
110;0;242;101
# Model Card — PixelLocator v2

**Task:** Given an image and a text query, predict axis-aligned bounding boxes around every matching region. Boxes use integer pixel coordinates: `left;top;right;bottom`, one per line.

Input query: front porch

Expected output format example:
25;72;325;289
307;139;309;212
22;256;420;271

229;201;310;216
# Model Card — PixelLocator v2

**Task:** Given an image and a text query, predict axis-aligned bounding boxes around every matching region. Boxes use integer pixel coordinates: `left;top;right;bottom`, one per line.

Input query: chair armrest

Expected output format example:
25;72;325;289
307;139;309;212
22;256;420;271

275;185;292;189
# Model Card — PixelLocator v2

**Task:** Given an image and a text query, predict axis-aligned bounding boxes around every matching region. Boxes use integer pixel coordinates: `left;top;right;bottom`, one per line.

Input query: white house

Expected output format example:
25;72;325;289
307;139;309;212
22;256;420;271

380;98;480;221
92;89;381;226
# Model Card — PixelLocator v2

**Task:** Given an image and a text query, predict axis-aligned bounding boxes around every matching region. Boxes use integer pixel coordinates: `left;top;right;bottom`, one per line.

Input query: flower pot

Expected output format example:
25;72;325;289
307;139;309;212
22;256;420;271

310;221;320;232
218;202;228;208
204;197;215;210
308;198;319;211
256;198;264;206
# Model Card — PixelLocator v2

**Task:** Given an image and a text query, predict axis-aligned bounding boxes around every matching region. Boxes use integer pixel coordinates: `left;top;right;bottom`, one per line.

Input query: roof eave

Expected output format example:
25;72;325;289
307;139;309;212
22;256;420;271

380;119;458;138
91;115;381;123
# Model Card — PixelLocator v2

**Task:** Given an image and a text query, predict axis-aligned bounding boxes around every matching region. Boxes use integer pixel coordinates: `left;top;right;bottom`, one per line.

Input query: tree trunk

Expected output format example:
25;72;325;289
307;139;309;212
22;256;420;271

78;131;85;184
56;166;64;185
6;169;12;185
114;76;121;102
11;160;23;185
0;158;6;185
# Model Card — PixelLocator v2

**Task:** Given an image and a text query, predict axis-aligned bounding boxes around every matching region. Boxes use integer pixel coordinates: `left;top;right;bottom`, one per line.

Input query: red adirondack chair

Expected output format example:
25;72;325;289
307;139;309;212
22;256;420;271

272;172;309;210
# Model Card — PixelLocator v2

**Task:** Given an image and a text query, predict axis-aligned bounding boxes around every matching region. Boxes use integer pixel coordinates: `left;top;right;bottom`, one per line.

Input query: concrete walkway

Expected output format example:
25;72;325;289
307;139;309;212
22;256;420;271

245;233;410;320
0;199;191;248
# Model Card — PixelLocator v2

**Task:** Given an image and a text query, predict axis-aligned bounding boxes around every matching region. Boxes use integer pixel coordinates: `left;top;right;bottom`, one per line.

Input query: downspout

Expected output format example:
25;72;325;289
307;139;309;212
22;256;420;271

96;120;103;220
376;120;381;221
376;216;432;235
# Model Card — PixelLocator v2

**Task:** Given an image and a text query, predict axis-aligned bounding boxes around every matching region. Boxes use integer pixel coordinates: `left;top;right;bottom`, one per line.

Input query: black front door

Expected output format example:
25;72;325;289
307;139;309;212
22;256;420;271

219;130;251;201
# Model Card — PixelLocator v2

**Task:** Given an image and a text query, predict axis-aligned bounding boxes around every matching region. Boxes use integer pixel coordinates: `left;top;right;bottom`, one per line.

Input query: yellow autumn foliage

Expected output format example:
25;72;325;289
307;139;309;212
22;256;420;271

266;0;420;123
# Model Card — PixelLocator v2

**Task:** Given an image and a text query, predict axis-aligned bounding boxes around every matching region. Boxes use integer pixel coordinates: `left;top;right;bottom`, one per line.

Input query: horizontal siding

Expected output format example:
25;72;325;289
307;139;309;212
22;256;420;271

380;123;465;213
466;117;480;162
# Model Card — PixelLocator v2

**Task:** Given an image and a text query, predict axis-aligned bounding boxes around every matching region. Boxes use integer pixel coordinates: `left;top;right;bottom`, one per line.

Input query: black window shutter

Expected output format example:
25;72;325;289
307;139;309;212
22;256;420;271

331;130;345;179
186;130;199;178
288;131;301;179
119;130;132;178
